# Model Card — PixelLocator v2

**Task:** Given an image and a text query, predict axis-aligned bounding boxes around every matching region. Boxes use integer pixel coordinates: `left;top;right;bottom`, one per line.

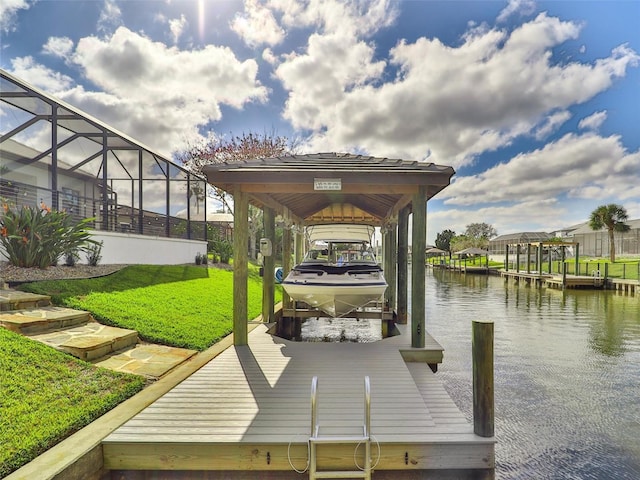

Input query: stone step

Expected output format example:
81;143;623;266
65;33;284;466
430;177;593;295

93;343;198;380
0;306;91;334
0;289;51;311
28;321;139;361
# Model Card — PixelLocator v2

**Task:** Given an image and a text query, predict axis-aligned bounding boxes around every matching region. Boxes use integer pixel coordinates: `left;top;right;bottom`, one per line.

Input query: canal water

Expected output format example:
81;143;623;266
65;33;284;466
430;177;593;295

300;268;640;478
426;268;640;479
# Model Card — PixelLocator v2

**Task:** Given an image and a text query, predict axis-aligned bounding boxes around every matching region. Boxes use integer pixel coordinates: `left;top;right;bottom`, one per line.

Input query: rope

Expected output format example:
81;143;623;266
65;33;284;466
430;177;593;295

287;435;310;474
353;434;381;472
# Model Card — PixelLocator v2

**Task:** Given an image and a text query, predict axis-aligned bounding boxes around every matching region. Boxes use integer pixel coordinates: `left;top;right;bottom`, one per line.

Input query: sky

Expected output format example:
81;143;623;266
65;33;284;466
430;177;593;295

1;0;639;244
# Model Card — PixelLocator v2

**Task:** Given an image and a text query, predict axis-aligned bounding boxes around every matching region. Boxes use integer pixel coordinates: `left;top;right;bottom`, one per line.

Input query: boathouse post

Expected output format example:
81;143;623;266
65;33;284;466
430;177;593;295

411;186;427;348
575;243;580;275
387;219;398;313
383;226;391;308
526;243;531;274
294;226;304;339
397;207;410;324
233;187;249;346
472;320;494;438
515;245;520;272
282;224;293;310
261;206;275;323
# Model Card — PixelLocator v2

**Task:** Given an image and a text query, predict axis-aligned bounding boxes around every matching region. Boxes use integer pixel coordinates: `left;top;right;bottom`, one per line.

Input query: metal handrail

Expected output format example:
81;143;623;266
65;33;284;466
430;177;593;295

310;375;370;439
311;376;318;437
364;376;370;437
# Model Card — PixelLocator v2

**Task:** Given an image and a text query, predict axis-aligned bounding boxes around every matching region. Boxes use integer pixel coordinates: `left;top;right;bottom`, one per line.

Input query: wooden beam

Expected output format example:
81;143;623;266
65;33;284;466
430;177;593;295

240;183;419;195
386;193;413;219
261;207;275;324
233;187;249;345
411;186;427;348
397;207;409;324
282;226;292;310
387;221;397;313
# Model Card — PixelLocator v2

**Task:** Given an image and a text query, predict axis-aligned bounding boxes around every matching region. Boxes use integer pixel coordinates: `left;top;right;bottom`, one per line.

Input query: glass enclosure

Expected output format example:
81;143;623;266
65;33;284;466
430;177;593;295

0;70;208;242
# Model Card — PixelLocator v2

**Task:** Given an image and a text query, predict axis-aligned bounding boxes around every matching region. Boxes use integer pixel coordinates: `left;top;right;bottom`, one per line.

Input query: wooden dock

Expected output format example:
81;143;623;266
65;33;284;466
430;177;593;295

103;323;494;478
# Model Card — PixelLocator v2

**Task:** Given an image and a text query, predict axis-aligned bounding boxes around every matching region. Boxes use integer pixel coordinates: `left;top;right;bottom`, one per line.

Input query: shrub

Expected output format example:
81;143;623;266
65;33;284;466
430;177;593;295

64;249;79;267
213;239;233;264
85;241;103;266
0;202;97;268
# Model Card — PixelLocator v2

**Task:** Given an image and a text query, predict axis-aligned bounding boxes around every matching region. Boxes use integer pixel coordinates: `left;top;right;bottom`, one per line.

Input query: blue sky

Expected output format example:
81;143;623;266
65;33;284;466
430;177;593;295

1;0;639;243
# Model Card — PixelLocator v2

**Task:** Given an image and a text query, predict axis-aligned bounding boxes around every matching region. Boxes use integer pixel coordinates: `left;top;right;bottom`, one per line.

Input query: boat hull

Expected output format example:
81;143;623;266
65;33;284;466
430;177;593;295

282;277;387;318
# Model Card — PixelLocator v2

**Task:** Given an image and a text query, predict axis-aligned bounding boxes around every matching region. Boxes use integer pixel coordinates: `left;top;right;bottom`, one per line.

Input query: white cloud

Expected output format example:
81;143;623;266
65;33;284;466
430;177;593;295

428;198;563;241
440;132;640;207
231;0;285;47
97;0;123;34
262;47;277;65
9;56;74;91
497;0;537;24
55;26;269;156
0;0;29;33
42;37;74;58
275;10;638;168
276;0;398;37
534;110;571;140
578;110;607;131
169;14;188;45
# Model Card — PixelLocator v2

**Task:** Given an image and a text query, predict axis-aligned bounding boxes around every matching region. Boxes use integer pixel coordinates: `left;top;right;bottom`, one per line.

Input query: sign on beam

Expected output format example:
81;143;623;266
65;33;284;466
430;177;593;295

314;178;342;191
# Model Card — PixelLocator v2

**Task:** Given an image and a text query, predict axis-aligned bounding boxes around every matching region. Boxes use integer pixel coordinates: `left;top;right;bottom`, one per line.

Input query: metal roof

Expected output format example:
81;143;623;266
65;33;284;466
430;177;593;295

202;153;455;226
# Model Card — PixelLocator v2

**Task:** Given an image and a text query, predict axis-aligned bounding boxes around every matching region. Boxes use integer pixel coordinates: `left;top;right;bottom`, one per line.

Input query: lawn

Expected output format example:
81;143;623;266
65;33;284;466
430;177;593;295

2;263;281;476
19;264;283;350
0;328;145;478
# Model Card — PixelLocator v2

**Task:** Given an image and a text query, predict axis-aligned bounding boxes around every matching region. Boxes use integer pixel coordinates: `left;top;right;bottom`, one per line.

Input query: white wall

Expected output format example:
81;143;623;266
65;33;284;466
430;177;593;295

92;231;207;265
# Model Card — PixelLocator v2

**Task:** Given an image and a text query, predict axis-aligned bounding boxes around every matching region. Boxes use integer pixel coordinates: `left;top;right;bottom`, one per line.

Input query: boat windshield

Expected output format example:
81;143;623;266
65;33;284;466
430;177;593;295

302;241;377;266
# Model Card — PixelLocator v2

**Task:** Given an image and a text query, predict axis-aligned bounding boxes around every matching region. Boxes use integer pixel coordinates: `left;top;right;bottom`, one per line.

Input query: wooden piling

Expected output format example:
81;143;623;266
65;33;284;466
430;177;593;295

233;187;249;346
472;320;494;438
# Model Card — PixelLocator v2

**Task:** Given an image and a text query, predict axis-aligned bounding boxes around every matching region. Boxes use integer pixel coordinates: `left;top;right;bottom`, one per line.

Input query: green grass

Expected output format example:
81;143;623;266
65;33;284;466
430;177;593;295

19;264;283;350
2;263;281;475
0;328;145;478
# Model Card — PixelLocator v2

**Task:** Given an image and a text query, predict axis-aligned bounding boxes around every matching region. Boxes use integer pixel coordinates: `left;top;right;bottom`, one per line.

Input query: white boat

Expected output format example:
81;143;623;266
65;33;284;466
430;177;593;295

282;224;387;317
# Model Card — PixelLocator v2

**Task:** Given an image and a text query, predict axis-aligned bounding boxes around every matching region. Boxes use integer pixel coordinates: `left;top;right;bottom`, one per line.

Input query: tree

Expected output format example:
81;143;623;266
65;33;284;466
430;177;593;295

464;222;497;248
435;229;455;252
589;204;630;262
177;132;296;260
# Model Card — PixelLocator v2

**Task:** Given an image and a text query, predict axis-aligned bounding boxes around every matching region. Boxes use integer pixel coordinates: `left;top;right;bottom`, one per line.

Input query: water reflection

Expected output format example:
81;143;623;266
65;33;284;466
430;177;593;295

426;268;640;479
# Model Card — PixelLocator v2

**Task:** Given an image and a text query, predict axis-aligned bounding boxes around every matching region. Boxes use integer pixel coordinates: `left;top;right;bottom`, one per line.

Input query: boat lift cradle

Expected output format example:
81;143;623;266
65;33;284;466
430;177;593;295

308;376;373;479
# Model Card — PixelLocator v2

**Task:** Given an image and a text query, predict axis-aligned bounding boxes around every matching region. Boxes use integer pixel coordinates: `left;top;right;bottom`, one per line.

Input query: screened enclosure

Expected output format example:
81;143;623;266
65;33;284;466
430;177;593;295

0;69;209;242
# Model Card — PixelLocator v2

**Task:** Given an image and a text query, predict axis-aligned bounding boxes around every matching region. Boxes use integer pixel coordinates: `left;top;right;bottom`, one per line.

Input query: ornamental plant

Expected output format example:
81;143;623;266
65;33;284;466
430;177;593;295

0;202;97;268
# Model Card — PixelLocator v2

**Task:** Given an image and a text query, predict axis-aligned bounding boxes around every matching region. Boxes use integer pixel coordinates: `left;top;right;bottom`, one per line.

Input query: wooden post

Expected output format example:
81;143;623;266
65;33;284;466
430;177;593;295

397;207;409;324
472;320;494;438
282;226;292;309
575;243;580;275
233;187;249;346
411;187;427;348
526;243;531;274
261;207;275;324
505;244;509;271
294;227;304;339
388;221;397;313
516;245;520;272
383;228;390;307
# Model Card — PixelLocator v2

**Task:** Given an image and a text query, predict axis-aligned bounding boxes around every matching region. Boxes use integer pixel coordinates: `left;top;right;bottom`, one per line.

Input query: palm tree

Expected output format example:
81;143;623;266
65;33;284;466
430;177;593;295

589;204;630;262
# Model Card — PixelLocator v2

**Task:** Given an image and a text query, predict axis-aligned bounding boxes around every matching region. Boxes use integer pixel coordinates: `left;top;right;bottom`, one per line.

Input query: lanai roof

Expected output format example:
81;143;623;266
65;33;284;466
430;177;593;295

202;153;455;226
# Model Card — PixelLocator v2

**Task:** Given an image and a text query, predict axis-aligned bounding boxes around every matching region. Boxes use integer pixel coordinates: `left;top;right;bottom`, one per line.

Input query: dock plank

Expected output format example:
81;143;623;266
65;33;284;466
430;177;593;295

103;324;494;473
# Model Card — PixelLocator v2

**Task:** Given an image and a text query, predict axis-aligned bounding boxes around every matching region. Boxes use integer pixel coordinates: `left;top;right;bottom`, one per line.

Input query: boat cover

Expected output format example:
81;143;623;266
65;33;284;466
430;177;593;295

306;224;375;243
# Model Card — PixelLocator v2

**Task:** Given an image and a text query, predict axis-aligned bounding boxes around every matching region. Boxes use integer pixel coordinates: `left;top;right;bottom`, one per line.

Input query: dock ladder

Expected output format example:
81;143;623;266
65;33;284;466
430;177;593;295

308;375;372;480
